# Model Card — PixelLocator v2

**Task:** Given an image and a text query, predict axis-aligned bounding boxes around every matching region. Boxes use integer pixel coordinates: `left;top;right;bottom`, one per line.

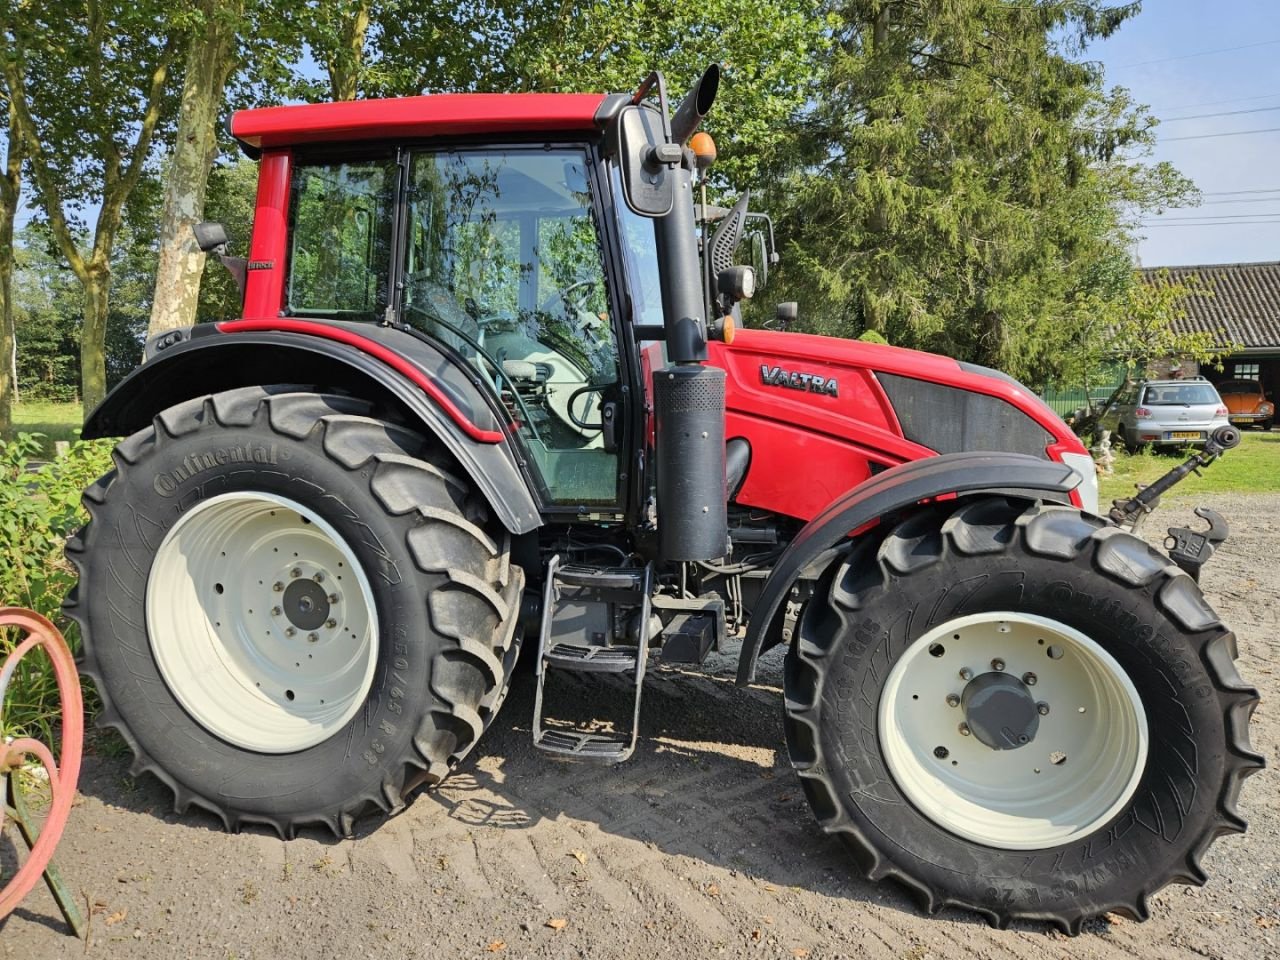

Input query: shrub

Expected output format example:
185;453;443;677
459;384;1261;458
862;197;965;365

0;434;114;742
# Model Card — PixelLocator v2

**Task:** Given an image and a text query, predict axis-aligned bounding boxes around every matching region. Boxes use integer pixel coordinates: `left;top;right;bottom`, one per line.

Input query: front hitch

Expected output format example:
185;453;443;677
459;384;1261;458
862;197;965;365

1108;424;1241;579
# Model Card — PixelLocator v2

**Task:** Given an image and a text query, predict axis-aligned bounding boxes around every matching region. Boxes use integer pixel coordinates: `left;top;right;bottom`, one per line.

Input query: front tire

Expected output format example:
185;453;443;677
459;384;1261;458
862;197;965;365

67;387;524;836
784;497;1262;932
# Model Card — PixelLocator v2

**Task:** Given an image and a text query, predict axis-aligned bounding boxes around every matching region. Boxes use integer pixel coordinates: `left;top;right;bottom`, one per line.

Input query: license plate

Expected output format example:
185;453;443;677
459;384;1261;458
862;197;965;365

1229;417;1252;424
1169;431;1202;440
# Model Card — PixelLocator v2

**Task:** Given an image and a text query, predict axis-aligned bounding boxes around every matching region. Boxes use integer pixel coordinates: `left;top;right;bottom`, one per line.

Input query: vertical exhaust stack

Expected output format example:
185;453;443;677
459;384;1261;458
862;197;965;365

654;65;728;561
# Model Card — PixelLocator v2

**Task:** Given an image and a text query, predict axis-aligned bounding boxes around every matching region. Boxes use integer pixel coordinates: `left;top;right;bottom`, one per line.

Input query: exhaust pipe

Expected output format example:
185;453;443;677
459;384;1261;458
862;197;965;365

652;64;727;562
669;64;720;147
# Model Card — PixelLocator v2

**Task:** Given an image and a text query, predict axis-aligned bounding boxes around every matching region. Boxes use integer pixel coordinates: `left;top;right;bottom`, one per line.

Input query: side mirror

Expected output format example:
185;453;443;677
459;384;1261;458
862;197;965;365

192;221;230;253
612;104;677;218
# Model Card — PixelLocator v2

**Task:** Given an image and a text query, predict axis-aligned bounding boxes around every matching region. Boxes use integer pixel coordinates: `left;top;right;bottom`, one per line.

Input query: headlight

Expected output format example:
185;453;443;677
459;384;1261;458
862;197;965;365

1059;451;1099;515
1261;401;1274;415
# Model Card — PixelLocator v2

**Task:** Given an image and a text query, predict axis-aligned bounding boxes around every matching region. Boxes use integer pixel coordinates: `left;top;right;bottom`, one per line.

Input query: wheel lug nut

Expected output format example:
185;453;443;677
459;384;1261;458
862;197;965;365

1037;701;1050;716
290;567;301;578
959;667;973;680
1022;672;1037;686
313;572;324;583
328;594;339;604
273;581;284;592
271;606;282;617
958;723;971;737
991;658;1005;671
325;619;337;629
946;693;960;708
307;632;319;643
285;627;296;637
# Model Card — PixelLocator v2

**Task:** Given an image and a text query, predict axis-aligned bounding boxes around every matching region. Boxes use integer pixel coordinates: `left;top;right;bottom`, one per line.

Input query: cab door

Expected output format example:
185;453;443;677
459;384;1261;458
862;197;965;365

396;145;627;510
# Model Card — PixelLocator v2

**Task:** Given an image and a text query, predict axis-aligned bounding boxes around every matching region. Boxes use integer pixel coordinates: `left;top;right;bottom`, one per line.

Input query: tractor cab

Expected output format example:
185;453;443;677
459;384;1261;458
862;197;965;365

212;74;738;535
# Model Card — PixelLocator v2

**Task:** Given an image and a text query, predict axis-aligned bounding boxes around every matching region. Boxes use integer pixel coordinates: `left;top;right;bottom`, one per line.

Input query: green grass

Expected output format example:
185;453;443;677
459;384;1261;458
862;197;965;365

1099;431;1280;505
7;401;84;456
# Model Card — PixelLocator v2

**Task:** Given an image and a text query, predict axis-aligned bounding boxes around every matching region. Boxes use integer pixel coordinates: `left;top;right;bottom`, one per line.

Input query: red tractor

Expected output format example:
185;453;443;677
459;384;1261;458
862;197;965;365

68;66;1260;932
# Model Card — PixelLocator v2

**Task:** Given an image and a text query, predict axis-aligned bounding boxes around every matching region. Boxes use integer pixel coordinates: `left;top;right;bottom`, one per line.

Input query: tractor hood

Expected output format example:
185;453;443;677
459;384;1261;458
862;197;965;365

706;328;1093;520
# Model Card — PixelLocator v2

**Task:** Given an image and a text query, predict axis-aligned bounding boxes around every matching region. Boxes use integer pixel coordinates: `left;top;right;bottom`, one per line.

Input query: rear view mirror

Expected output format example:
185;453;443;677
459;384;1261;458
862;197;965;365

613;104;676;218
193;221;230;253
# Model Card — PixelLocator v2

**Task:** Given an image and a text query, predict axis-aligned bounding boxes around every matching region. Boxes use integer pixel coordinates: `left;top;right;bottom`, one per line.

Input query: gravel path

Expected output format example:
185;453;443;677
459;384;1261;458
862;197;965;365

4;495;1276;960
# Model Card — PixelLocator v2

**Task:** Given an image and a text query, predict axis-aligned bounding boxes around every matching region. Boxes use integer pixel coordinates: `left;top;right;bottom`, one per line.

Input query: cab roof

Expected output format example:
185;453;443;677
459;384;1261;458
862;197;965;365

230;93;617;153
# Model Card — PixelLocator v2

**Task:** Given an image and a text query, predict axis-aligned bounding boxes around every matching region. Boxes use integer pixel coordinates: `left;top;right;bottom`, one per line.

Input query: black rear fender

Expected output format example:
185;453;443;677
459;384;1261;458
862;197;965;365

735;452;1082;685
84;324;541;534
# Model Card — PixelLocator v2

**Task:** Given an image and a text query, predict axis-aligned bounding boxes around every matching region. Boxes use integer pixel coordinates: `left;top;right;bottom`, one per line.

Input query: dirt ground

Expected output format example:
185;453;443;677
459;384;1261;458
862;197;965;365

4;495;1277;960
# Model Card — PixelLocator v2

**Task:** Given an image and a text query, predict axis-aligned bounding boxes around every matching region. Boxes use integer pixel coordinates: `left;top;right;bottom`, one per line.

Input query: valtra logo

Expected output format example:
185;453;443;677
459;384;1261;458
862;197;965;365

759;364;839;397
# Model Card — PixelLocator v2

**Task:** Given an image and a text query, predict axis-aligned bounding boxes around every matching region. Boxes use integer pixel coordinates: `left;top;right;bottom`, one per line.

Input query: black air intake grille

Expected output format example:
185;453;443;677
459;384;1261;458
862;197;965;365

876;372;1053;459
656;368;725;414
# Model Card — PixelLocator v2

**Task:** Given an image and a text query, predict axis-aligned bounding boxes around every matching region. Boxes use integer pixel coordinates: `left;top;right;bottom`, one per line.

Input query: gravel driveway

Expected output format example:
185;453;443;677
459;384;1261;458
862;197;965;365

4;495;1276;960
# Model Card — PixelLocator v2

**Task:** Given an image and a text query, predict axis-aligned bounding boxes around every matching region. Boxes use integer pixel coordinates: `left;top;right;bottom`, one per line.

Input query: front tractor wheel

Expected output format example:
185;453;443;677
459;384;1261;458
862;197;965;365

67;387;524;836
784;497;1262;932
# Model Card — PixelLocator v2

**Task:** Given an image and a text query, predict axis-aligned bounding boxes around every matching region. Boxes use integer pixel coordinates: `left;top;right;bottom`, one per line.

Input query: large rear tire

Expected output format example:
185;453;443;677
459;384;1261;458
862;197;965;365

784;497;1262;932
66;387;524;837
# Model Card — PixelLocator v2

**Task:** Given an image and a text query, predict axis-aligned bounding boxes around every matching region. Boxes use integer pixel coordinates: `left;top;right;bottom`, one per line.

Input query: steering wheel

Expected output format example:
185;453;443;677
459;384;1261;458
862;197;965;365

539;279;602;318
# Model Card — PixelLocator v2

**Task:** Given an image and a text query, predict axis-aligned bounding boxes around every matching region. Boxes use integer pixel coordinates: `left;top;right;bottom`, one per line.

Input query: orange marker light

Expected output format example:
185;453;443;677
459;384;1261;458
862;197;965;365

691;131;718;169
720;314;736;345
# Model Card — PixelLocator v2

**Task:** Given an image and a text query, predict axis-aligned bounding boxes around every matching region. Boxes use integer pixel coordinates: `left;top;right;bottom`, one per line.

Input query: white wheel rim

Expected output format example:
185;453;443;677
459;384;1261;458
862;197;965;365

146;492;378;753
878;612;1148;850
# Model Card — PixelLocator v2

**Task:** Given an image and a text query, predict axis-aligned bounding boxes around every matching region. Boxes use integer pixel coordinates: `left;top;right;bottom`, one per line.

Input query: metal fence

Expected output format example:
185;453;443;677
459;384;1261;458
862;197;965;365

1039;364;1127;418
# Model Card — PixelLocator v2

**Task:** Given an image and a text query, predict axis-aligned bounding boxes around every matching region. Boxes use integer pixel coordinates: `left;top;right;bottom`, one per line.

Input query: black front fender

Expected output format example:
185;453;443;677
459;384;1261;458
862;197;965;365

84;324;542;534
735;452;1081;685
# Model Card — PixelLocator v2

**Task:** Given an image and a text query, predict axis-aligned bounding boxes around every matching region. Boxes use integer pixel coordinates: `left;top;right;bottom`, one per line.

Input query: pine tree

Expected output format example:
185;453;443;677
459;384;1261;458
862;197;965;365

771;0;1193;386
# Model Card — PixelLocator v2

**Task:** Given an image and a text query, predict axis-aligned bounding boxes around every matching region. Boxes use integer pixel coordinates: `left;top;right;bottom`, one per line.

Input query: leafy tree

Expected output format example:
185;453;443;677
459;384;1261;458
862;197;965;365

12;216;156;401
195;157;258;323
1;1;180;410
768;0;1194;386
148;0;244;338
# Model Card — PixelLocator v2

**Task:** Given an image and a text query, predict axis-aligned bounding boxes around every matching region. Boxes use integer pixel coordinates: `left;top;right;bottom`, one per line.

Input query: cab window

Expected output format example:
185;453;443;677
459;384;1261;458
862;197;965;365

402;148;620;506
285;157;396;321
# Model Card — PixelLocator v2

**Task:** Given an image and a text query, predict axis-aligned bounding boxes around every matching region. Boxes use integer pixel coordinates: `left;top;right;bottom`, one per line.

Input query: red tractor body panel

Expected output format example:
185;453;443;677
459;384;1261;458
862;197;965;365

707;329;1088;520
229;93;609;150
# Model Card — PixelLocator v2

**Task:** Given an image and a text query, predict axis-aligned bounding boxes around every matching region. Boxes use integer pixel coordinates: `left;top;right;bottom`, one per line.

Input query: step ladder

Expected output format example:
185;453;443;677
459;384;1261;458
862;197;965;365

532;556;653;763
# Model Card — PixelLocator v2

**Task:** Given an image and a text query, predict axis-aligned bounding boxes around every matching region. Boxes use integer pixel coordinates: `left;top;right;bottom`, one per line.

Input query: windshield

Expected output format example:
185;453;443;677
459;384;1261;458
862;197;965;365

1141;384;1220;405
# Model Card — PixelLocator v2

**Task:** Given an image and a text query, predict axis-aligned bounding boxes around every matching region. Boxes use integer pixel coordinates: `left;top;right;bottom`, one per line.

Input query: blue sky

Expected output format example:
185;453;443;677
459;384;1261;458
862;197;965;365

1090;0;1280;266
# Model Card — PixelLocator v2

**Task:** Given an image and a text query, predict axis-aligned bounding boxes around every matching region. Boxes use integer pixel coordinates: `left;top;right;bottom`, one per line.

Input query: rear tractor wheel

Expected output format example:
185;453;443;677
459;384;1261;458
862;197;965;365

784;496;1262;932
67;387;523;836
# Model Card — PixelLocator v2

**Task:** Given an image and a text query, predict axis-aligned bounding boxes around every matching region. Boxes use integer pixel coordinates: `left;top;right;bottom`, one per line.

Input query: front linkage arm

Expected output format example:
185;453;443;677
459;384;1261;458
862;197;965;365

1108;424;1241;580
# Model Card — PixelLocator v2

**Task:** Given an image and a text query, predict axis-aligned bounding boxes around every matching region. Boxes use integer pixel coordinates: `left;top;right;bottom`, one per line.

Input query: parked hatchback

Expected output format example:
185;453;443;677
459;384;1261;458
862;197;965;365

1100;378;1230;449
1217;378;1274;430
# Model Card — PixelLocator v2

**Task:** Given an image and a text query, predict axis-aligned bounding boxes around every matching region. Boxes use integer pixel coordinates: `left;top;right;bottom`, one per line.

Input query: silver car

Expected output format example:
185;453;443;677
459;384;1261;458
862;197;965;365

1100;378;1229;449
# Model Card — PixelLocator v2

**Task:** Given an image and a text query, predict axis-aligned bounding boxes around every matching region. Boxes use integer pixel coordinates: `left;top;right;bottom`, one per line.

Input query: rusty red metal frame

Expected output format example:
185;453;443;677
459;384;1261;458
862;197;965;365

0;607;85;936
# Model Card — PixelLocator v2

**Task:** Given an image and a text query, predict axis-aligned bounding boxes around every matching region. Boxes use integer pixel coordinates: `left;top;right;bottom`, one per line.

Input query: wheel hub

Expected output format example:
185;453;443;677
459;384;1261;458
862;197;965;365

878;611;1148;849
282;577;331;631
146;491;378;754
961;671;1039;750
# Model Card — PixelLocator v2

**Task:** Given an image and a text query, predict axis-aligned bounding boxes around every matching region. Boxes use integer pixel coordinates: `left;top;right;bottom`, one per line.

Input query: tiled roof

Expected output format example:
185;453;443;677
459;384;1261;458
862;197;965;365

1141;261;1280;350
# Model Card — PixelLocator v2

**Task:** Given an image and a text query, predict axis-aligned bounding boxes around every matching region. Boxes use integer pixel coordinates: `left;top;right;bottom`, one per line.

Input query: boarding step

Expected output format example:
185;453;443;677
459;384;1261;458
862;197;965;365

543;644;639;673
533;728;632;761
532;556;653;764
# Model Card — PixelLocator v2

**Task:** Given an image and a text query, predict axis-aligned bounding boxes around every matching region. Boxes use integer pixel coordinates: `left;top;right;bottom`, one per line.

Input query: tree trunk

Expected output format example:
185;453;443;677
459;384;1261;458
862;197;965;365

0;99;22;434
326;0;371;101
149;1;240;337
80;264;111;411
